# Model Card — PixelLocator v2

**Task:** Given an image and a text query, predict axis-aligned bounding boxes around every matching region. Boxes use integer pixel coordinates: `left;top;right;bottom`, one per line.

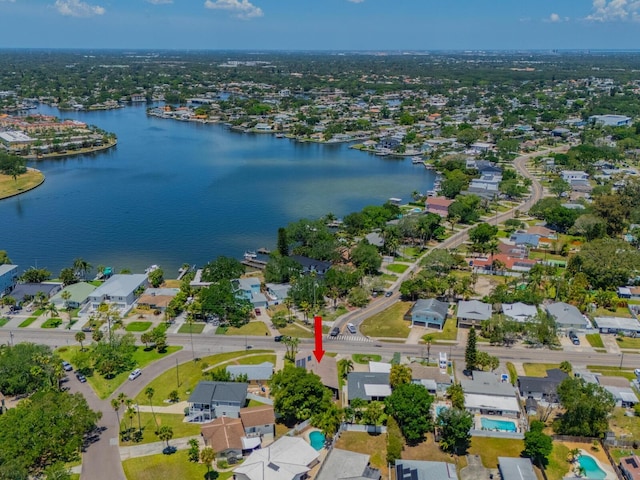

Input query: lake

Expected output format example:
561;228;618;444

0;104;435;276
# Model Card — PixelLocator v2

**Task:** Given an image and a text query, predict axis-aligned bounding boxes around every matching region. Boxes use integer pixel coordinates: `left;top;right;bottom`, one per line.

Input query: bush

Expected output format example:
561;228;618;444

386;416;403;464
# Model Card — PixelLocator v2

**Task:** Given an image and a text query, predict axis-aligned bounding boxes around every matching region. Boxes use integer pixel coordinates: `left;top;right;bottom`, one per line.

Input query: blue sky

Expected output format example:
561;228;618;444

1;0;640;50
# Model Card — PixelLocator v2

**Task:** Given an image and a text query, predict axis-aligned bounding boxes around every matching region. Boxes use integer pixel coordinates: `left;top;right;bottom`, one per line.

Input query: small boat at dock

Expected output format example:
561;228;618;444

244;251;257;259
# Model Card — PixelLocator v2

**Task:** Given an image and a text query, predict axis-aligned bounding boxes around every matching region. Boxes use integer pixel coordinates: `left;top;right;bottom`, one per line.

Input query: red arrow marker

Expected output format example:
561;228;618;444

313;315;325;363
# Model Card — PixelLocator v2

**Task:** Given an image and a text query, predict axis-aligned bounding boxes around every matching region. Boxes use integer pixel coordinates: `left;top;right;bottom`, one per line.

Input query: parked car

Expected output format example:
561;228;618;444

274;335;284;342
385;291;393;297
330;327;340;337
76;372;87;383
128;368;142;381
346;323;357;334
62;361;73;372
254;308;261;316
634;368;640;377
569;331;580;345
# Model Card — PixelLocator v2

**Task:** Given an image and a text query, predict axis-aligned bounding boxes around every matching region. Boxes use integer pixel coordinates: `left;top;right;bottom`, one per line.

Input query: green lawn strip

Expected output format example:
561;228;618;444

317;305;349;322
41;317;63;328
420;320;458;342
178;323;205;334
122;449;233;480
522;363;560;377
58;345;182;400
133;350;272;406
212;354;277;371
544;442;571;480
587;366;637;381
506;362;518;385
352;353;382;364
125;321;153;332
88;281;103;287
359;301;412;338
18;316;38;327
609;407;640;440
217;321;270;336
380;273;398;283
593;306;632;318
0;318;9;327
386;263;409;274
616;337;640;349
468;437;525;468
585;333;605;349
609;448;640;463
277;322;313;339
119;413;200;446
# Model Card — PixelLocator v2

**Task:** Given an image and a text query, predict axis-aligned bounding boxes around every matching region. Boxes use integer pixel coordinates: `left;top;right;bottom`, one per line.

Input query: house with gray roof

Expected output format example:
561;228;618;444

11;282;63;304
51;282;96;309
456;300;492;328
410;298;449;329
316;448;380;480
461;371;521;418
226;362;273;382
594;316;640;336
234;436;319;480
502;303;538;323
509;233;540;248
0;264;18;296
347;372;391;404
499;457;536;480
265;283;291;305
546;302;590;331
517;369;568;403
289;255;331;276
409;364;453;394
395;460;458;480
188;381;248;422
88;274;148;311
233;277;267;308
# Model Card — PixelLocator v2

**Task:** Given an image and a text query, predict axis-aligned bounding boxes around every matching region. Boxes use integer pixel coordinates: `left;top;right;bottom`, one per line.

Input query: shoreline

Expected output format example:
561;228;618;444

0;167;45;201
21;139;118;161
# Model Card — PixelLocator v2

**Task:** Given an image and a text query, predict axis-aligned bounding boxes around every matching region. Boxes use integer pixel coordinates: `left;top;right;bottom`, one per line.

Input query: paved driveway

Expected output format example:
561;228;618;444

460;455;491;480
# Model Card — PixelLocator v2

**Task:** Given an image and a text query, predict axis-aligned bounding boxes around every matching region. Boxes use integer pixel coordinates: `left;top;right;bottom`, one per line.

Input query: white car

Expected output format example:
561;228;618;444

634;368;640;377
128;368;142;381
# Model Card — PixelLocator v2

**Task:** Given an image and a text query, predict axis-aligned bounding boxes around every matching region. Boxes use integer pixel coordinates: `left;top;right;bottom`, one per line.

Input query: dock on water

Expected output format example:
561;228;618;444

242;258;268;270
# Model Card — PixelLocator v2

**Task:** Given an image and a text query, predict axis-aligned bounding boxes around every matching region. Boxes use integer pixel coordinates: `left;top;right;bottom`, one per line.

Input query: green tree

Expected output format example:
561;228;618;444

0;343;59;395
111;398;122;439
187;438;200;463
200;256;244;283
550;177;571;198
270;365;332;425
148;268;164;288
311;403;343;437
157;425;173;449
556;377;615;437
337;358;354;380
389;364;412;389
75;331;86;351
437;408;473;455
385;383;434;445
200;446;217;479
522;420;553;467
351;239;382;275
146;387;158;430
277;227;289;256
20;267;51;283
59;268;77;286
465;326;478;372
0;250;12;265
447;383;465;410
72;258;92;280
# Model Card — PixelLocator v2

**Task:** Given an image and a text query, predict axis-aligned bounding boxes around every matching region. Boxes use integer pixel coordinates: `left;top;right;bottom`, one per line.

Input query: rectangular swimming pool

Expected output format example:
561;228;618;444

480;417;517;432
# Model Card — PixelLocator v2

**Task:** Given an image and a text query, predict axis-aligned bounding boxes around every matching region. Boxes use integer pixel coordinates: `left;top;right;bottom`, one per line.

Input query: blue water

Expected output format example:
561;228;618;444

0;104;435;275
480;417;517;432
309;430;325;450
578;455;606;479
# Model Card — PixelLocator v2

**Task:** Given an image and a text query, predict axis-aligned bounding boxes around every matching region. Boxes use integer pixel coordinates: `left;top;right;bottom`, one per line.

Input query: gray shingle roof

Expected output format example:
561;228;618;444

457;300;491;321
188;381;248;405
413;299;448;320
498;457;537;480
347;372;390;402
395;460;458;480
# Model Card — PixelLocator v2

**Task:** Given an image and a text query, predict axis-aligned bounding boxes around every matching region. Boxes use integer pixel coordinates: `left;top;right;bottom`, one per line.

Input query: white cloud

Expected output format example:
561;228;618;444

204;0;263;19
586;0;640;22
55;0;105;17
549;13;561;22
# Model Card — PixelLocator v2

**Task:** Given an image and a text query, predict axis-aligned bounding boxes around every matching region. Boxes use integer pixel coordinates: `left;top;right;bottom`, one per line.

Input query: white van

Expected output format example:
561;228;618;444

346;323;356;334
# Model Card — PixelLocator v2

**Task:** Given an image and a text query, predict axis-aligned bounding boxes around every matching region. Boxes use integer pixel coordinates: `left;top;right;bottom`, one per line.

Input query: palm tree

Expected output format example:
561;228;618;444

73;258;92;280
146;387;158;429
111;398;122;439
75;331;86;351
125;400;136;438
157;425;173;449
200;446;216;478
45;302;58;318
422;334;434;364
337;358;354;379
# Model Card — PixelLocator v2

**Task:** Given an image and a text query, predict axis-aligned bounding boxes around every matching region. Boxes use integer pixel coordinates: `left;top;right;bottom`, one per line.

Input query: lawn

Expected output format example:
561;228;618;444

616;336;640;349
586;365;637;380
506;362;518;385
217;321;270;336
58;345;182;400
421;319;458;343
178;323;205;334
277;321;313;339
18;316;38;327
0;318;9;327
213;354;276;371
386;263;410;274
468;437;524;468
334;431;388;478
119;413;200;446
126;321;152;332
545;442;571;480
359;301;412;338
522;363;560;377
402;433;461;464
122;449;233;480
609;407;640;439
0;169;44;199
585;333;605;349
352;353;382;364
610;448;640;463
380;273;398;283
594;306;632;318
41;317;63;328
133;350;272;406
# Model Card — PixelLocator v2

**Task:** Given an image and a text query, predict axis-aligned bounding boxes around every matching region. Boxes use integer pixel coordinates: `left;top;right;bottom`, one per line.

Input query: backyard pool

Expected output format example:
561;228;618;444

309;430;325;451
578;454;607;479
480;417;517;432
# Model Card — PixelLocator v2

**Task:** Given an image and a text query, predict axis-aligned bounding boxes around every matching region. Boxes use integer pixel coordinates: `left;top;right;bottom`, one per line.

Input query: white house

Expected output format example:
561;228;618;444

87;274;148;312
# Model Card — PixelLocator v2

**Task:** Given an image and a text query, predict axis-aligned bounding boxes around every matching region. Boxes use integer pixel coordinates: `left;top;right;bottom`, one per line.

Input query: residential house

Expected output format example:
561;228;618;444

617;286;640;300
466;174;502;199
316;448;381;480
517;369;568;403
233;277;267;308
88;274;148;311
409;298;449;329
594;316;640;336
560;170;589;182
474;160;502;174
50;282;97;309
136;287;179;311
456;300;492;328
597;376;639;407
188;381;248;421
409;364;453;394
589;114;632;127
233;436;319;480
526;225;556;238
509;233;540;248
265;283;291;305
369;361;392;373
470;254;538;274
226;362;274;383
502;303;538;323
295;350;340;398
365;231;385;248
620;454;640;480
289;255;332;276
498;457;537;480
426;196;454;218
11;282;63;304
546;302;590;331
0;265;19;296
239;405;276;439
201;416;246;460
461;371;521;418
347;372;391;403
395;460;458;480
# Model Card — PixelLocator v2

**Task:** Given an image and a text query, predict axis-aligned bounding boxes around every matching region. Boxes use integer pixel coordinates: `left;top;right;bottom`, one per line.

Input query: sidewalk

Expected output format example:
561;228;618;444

119;435;201;461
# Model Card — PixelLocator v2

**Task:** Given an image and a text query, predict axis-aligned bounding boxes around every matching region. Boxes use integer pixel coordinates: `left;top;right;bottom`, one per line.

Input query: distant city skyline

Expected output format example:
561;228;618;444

1;1;640;51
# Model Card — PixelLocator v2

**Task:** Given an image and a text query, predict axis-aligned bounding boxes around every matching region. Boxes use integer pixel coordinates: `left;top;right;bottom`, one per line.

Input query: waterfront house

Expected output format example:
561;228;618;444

136;287;179;311
456;300;492;328
426;196;454;218
188;381;248;422
0;264;18;296
233;277;267;308
546;302;590;331
395;460;458;480
289;255;331;276
11;282;63;304
50;282;97;309
88;274;148;312
316;448;381;480
409;298;449;329
265;282;291;305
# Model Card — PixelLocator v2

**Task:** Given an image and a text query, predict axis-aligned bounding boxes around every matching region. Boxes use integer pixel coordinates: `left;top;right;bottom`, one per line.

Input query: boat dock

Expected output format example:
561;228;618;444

242;258;268;270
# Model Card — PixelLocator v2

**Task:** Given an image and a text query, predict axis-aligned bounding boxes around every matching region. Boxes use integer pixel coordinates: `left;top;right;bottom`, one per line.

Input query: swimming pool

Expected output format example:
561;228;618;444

578;454;607;479
309;430;325;451
480;417;517;432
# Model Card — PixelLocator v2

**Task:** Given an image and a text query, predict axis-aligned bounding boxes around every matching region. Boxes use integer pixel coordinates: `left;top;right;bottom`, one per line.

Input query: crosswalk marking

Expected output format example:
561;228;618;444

326;334;372;342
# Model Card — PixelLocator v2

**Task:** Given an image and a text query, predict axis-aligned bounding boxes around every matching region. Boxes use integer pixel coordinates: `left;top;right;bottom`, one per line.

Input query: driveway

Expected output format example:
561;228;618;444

460;455;492;480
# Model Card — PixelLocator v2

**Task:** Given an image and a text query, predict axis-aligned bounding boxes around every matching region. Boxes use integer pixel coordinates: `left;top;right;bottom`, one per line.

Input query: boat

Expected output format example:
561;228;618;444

411;156;423;164
275;133;284;138
145;264;160;274
244;251;257;259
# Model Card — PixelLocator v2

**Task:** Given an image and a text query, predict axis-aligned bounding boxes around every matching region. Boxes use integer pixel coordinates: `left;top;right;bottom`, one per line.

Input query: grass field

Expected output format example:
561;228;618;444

334;431;388;478
594;306;632;318
217;321;270;336
133;350;273;406
522;363;560;377
119;412;200;446
58;345;182;399
352;353;382;364
421;319;458;342
0;170;44;199
616;336;640;349
506;362;518;385
277;321;314;338
586;365;637;380
122;449;233;480
41;317;63;328
468;437;525;468
386;263;410;274
545;442;571;480
178;323;205;334
359;301;412;338
585;333;605;349
125;321;153;332
0;318;8;327
18;316;38;327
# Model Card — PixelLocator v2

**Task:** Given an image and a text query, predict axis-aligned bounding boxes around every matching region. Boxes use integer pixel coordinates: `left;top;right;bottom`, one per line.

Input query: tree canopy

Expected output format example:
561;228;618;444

385;383;434;445
270;365;332;425
555;377;615;438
